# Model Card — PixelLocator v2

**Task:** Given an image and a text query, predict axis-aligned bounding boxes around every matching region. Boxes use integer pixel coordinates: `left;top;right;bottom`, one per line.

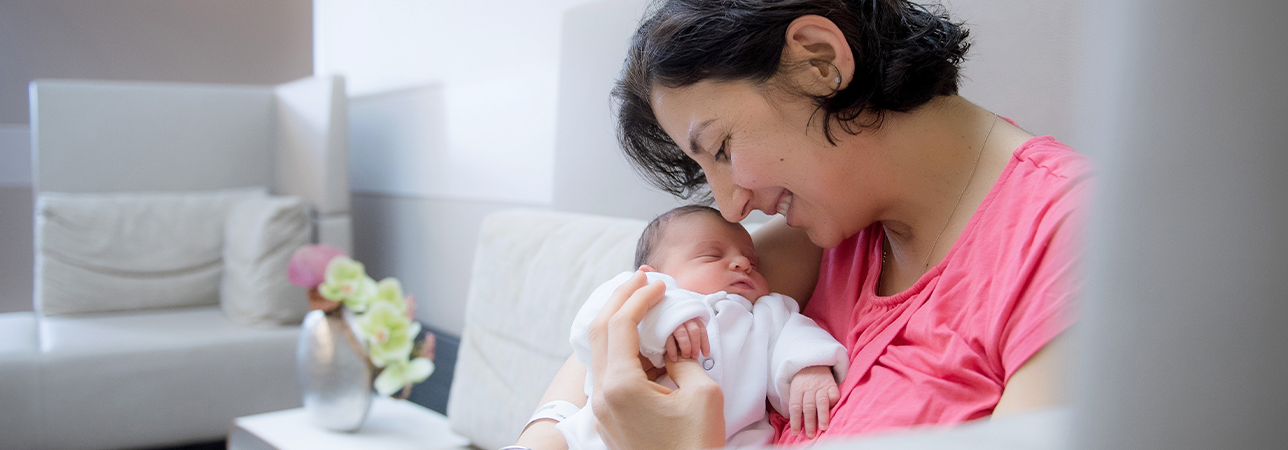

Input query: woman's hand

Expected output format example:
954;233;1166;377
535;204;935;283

589;270;726;450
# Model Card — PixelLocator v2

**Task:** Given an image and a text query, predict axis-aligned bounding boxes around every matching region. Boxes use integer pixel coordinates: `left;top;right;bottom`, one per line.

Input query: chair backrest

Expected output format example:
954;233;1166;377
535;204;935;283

446;209;645;450
28;76;351;251
29;76;349;216
28;77;353;315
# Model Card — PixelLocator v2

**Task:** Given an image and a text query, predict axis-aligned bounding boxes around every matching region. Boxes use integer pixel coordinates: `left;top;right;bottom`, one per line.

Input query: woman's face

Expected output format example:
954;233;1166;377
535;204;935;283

650;80;879;248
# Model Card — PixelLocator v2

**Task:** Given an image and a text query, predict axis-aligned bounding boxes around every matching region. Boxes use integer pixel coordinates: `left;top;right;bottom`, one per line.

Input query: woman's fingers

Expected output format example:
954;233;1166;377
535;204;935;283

588;271;649;388
584;271;726;449
602;279;669;387
640;353;667;381
663;358;726;442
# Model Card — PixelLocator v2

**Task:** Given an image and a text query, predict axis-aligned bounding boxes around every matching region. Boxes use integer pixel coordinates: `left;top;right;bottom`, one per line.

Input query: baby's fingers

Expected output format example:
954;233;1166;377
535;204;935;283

665;336;679;362
694;320;710;357
789;382;803;435
803;389;819;438
816;387;833;433
673;327;692;360
683;320;703;359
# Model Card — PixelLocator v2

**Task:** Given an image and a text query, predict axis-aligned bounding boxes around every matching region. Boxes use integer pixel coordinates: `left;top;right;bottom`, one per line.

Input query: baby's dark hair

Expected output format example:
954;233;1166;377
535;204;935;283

634;205;725;268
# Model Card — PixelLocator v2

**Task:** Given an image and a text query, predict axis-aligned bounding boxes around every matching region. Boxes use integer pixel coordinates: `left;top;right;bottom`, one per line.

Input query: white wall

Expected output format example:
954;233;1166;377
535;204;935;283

0;0;312;125
315;0;596;204
0;126;31;188
551;0;684;221
948;0;1086;144
315;0;596;335
0;126;32;313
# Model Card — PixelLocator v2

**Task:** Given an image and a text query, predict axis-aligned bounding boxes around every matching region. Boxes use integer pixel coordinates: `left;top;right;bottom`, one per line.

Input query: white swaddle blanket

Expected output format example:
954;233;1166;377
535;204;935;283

558;271;850;449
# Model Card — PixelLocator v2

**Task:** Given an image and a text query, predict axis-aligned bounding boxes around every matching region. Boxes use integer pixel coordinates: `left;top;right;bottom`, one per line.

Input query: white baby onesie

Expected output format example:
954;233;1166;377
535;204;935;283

556;272;850;449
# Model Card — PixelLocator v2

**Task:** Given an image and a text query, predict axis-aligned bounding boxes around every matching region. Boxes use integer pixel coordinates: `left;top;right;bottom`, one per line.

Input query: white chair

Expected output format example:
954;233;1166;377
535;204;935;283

0;76;351;450
446;209;646;449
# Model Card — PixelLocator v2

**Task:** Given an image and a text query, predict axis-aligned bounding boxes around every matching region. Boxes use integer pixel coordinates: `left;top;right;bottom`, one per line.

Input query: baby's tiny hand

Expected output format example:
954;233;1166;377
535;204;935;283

788;365;840;439
664;318;709;362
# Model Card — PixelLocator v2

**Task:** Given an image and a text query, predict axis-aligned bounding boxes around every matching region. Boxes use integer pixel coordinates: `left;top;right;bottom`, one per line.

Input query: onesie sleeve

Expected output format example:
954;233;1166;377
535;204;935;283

760;294;849;416
568;272;712;396
636;273;712;369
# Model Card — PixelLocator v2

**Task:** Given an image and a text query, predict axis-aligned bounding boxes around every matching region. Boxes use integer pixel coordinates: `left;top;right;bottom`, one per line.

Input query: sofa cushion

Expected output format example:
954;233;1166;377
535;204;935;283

446;209;645;449
37;306;301;450
35;188;266;316
221;196;312;326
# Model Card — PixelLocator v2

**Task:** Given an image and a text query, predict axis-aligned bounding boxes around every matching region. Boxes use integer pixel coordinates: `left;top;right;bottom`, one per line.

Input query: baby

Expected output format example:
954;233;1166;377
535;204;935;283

555;205;850;448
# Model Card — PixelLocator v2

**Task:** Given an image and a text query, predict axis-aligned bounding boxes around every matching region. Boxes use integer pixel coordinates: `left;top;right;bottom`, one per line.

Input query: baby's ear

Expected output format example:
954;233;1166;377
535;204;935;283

639;264;658;273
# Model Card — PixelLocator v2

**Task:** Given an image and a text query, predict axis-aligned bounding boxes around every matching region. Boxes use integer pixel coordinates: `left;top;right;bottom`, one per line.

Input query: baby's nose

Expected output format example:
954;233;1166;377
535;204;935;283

731;256;751;271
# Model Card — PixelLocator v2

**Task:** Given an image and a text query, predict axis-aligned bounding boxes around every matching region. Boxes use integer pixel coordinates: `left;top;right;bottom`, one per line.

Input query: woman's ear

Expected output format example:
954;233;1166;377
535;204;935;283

782;15;855;96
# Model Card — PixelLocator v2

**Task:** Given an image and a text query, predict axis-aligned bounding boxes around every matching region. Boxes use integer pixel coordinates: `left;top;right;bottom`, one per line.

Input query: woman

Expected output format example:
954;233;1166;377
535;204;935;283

518;0;1088;448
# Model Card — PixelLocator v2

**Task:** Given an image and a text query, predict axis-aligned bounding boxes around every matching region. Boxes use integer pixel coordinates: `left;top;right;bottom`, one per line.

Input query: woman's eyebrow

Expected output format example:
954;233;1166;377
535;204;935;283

687;119;717;156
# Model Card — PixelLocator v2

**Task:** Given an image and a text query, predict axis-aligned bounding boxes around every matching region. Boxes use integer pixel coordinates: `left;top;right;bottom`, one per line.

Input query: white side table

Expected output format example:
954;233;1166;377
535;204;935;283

229;397;472;450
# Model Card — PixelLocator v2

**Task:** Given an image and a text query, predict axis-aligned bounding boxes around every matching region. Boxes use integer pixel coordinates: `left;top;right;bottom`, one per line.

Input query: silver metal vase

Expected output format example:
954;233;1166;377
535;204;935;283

297;309;374;432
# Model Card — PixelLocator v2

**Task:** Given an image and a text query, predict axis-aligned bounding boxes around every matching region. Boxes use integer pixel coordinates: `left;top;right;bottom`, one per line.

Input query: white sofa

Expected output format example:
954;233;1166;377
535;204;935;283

0;76;352;450
445;209;646;449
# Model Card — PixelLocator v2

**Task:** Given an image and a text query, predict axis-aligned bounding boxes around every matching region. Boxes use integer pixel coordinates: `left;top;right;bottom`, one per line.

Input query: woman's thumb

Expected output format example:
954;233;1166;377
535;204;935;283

665;359;719;394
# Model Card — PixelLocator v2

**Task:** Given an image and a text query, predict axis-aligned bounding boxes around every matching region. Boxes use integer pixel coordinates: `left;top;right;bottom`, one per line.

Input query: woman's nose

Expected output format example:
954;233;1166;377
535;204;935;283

713;183;753;223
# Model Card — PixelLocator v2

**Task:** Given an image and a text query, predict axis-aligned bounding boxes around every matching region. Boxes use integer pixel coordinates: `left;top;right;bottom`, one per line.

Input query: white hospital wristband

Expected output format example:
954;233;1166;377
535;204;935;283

525;400;581;429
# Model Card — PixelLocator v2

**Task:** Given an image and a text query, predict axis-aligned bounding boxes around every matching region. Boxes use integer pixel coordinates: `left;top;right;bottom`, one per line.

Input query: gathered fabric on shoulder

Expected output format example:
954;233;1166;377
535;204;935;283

771;136;1093;444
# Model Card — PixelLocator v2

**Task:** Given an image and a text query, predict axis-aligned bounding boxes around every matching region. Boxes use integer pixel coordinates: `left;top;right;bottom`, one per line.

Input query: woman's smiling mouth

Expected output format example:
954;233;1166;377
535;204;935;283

776;191;794;217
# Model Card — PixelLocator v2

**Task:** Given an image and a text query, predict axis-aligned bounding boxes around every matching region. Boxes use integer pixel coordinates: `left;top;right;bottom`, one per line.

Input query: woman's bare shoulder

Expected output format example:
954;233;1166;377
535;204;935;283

752;216;823;307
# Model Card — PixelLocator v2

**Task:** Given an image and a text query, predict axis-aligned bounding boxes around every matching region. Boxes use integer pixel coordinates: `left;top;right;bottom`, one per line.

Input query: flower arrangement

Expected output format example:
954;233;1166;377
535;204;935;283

289;244;435;397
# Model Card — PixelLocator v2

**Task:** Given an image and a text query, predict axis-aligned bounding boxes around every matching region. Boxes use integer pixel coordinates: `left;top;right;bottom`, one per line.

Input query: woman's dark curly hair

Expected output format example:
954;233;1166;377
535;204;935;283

613;0;970;200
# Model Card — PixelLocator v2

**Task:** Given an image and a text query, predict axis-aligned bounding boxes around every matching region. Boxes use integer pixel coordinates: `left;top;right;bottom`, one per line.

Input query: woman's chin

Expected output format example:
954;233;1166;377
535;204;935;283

805;227;848;249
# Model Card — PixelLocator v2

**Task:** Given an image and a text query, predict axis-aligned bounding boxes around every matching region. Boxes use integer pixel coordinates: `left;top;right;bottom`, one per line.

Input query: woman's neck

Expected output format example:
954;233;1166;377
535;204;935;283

858;96;1024;294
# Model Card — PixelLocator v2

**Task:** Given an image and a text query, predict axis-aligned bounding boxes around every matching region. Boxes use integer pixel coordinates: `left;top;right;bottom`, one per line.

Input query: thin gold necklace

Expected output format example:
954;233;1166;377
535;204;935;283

883;113;999;273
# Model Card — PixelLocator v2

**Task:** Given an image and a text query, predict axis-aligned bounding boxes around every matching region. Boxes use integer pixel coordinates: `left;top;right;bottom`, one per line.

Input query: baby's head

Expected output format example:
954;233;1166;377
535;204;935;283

634;205;769;299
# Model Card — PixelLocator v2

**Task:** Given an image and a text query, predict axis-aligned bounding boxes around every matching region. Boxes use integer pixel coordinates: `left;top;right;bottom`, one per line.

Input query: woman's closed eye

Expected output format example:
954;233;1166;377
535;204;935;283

713;137;729;162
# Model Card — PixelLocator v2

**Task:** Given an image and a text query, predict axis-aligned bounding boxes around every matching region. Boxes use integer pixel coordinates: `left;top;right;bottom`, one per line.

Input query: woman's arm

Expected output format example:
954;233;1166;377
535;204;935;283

992;332;1072;417
514;356;589;450
752;216;823;307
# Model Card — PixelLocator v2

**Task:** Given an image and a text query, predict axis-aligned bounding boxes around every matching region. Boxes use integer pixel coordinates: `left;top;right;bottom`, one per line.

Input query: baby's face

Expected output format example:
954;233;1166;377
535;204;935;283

649;212;769;300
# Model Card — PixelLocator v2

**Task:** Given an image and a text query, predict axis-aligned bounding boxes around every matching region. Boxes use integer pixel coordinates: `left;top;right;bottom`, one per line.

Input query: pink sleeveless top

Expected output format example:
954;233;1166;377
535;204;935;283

770;136;1092;444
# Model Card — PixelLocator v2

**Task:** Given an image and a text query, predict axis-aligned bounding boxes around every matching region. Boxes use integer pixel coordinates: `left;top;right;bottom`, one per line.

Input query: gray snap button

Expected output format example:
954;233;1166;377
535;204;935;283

703;358;715;370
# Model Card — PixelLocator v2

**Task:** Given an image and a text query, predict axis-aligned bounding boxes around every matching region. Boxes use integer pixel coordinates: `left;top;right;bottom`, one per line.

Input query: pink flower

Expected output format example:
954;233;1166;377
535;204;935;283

287;244;348;289
419;332;436;362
